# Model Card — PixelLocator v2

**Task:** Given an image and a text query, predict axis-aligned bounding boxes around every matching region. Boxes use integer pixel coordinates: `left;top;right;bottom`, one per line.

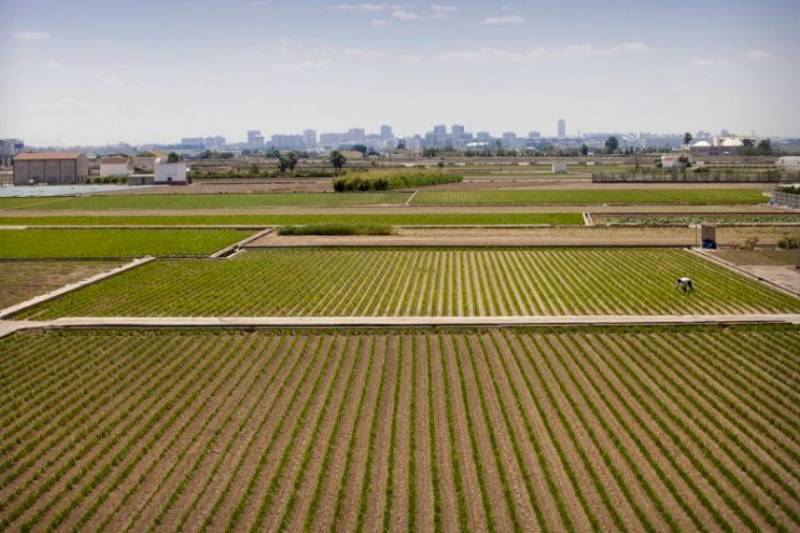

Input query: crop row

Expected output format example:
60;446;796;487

412;188;765;206
0;212;583;227
16;248;800;319
1;326;798;531
0;188;762;212
0;229;253;258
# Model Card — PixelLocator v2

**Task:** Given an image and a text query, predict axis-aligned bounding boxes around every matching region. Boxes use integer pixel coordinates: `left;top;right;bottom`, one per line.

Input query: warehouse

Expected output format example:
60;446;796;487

13;152;89;185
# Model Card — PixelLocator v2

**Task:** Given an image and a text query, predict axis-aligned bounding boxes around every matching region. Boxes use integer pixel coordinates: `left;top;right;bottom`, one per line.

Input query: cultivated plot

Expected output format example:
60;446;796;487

16;248;800;318
412;189;765;206
0;212;583;227
0;261;120;309
0;192;411;210
0;229;253;258
0;326;798;532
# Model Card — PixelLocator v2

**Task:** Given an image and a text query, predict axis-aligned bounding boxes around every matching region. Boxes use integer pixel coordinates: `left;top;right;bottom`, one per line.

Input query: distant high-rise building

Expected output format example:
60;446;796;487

380;125;393;139
270;134;305;150
452;124;465;137
528;131;541;139
557;119;566;138
247;130;264;148
433;124;447;136
348;128;366;142
0;138;24;166
204;136;226;149
476;131;491;141
303;129;317;148
180;137;204;147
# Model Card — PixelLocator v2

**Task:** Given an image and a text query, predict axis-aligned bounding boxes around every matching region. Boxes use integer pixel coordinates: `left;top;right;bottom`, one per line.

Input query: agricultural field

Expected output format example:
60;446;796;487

0;229;252;258
16;248;800;319
412;189;765;206
0;192;411;210
0;261;120;309
1;326;799;532
595;213;800;225
0;212;584;227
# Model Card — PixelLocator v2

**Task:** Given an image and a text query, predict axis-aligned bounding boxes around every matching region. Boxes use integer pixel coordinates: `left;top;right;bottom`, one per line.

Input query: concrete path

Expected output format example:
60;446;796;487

3;314;799;339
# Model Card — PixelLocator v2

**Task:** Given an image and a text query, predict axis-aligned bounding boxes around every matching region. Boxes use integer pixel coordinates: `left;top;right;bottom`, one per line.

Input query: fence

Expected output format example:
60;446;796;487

771;191;800;209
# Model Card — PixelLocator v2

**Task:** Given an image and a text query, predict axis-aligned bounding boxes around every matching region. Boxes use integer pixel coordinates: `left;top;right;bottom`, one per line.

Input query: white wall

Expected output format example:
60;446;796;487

154;161;187;183
99;163;132;177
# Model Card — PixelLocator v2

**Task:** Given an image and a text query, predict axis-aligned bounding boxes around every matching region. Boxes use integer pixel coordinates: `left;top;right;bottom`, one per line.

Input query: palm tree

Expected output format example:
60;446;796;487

683;132;693;153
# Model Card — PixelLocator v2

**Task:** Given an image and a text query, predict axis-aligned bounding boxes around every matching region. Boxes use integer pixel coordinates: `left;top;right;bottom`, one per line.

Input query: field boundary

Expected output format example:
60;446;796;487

2;313;799;339
690;248;800;298
211;228;273;258
0;256;155;319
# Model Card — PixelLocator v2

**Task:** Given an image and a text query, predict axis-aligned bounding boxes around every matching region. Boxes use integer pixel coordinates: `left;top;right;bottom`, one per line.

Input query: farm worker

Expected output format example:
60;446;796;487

676;277;694;293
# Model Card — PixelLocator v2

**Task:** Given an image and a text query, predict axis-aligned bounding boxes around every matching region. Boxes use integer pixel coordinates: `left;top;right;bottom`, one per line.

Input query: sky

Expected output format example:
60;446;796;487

1;0;799;146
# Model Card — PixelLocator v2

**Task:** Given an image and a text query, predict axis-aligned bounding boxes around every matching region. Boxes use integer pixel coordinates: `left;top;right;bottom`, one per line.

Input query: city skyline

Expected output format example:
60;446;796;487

2;0;799;145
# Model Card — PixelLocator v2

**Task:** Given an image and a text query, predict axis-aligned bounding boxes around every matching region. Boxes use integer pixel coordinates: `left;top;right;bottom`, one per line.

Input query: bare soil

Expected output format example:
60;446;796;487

0;260;120;308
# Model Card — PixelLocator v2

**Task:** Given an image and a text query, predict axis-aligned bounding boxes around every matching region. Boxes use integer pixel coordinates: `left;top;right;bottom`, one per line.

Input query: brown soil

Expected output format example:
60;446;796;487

0;260;120;308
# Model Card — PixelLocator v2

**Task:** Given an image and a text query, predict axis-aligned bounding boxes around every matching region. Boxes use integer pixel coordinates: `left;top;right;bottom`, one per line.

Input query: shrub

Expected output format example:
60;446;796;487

333;169;462;192
277;224;393;236
778;235;800;249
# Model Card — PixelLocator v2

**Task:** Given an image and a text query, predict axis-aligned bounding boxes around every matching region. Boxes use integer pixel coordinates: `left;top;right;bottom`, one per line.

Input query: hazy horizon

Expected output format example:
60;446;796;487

2;0;799;146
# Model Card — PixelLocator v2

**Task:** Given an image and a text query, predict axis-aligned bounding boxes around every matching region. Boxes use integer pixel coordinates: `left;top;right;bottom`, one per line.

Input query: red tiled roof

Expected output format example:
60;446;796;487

100;157;130;164
14;151;84;161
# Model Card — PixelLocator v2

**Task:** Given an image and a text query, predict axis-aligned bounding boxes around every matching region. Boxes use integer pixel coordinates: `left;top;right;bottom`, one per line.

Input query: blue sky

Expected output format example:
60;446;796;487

1;0;798;145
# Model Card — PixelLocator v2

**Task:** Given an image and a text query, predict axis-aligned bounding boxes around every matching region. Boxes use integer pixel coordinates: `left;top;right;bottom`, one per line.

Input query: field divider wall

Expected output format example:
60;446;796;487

211;228;274;258
0;256;156;320
3;313;800;339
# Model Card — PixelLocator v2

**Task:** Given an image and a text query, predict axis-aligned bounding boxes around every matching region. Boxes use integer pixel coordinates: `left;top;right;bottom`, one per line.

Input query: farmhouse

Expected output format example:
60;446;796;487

99;156;134;177
13;151;89;185
154;157;188;184
133;153;158;172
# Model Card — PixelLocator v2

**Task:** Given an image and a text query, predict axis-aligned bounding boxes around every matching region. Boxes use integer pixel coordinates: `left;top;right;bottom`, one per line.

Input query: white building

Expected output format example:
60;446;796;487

661;155;681;168
552;161;568;173
777;156;800;178
154;157;188;184
99;156;133;177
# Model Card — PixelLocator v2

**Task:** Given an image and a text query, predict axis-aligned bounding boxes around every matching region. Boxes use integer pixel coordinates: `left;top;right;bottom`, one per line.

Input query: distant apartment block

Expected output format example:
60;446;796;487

270;134;305;150
558;119;566;138
380;125;393;139
303;129;317;148
247;130;265;149
13;151;89;185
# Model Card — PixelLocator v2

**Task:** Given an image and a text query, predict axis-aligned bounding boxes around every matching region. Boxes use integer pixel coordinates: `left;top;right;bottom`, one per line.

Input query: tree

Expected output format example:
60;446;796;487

757;138;772;155
199;149;213;160
580;143;589;166
167;152;180;163
604;136;619;154
248;163;260;176
286;151;299;174
277;155;289;174
683;132;693;152
351;144;368;155
329;150;346;175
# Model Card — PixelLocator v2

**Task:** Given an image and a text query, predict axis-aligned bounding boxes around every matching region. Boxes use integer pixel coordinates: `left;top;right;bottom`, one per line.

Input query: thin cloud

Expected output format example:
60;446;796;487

12;31;51;41
430;4;457;18
439;42;650;64
246;0;271;6
42;59;62;69
328;3;393;11
745;49;771;62
690;58;726;66
370;18;390;28
391;7;419;20
99;76;126;88
481;15;525;25
273;58;332;71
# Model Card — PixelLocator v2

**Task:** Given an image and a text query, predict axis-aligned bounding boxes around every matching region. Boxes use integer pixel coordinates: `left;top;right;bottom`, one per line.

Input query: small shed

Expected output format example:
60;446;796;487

154;158;188;184
552;161;568;173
